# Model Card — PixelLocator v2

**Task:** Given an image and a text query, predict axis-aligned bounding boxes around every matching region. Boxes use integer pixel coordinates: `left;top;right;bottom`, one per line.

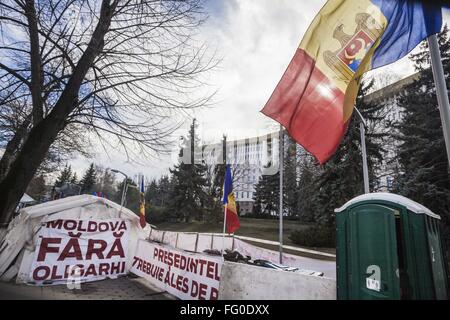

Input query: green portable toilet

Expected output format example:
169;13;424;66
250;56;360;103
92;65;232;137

335;192;449;300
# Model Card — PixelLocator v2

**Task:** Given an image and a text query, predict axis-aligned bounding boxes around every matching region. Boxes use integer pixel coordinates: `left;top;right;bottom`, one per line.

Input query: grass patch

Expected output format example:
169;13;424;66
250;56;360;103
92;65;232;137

154;217;336;256
289;225;335;248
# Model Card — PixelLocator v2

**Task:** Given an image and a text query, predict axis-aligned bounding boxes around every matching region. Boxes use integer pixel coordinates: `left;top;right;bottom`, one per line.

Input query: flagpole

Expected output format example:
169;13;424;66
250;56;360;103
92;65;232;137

427;34;450;168
354;107;370;194
221;203;227;257
279;125;284;264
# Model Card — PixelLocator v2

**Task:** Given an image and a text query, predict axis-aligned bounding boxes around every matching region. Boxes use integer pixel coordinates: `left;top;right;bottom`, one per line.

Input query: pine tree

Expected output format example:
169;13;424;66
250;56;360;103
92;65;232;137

158;175;172;207
70;172;78;185
253;169;279;216
167;119;208;222
55;164;72;187
145;176;173;208
297;153;319;223
80;163;97;194
205;135;227;223
309;79;388;226
142;175;173;223
394;26;450;241
252;133;298;217
93;167;116;199
145;179;159;205
210;136;227;199
283;135;299;217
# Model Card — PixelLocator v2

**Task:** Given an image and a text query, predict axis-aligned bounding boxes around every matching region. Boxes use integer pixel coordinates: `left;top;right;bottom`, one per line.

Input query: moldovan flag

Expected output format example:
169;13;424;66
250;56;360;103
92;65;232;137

222;164;240;233
261;0;442;164
139;175;146;228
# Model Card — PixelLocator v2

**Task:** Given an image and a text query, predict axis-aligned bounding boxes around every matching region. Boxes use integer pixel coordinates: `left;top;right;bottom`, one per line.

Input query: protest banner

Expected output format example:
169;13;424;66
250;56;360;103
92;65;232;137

29;218;130;285
131;240;222;300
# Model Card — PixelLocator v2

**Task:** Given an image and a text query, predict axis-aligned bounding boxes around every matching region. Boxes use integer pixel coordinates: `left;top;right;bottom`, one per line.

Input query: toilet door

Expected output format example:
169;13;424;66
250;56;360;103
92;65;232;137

348;204;401;300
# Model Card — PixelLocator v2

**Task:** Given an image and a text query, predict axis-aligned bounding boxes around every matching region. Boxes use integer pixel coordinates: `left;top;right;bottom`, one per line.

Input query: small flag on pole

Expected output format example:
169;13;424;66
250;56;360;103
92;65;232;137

139;175;146;228
222;165;240;233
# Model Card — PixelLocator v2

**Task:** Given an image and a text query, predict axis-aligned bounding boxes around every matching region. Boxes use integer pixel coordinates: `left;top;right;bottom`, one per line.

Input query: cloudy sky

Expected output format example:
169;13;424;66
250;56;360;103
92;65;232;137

69;0;450;183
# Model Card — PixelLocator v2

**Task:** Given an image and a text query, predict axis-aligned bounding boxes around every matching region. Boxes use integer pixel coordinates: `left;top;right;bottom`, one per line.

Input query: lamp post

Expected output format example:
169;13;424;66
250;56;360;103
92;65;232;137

279;125;284;264
110;169;128;212
354;107;370;194
428;34;450;168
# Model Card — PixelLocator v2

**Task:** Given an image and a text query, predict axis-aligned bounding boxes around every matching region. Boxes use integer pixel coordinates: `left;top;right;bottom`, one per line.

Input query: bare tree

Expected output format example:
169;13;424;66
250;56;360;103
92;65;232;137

93;164;117;197
0;0;216;225
0;100;92;178
366;72;402;94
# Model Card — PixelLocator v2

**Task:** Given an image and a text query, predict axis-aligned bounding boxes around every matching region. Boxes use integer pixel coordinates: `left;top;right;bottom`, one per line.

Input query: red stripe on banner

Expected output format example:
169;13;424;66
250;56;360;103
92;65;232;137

140;214;146;228
261;48;347;164
226;208;240;234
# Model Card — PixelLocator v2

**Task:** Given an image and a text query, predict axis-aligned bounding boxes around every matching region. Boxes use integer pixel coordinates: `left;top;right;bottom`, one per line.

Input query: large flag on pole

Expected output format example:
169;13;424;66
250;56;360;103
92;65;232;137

139;175;146;228
261;0;443;164
222;165;240;233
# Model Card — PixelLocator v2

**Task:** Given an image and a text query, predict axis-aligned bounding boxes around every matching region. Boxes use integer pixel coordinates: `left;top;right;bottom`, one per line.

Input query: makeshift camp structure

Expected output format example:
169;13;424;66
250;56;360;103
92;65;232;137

15;193;37;212
20;193;36;205
0;195;149;284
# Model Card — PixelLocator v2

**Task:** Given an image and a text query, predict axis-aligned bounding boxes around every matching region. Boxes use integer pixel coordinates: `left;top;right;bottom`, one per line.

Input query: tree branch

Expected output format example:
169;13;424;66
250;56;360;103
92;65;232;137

24;0;44;125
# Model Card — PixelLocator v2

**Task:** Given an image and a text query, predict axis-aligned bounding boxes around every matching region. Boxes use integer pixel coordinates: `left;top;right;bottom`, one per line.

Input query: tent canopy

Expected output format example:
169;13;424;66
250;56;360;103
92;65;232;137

20;193;36;204
0;195;149;284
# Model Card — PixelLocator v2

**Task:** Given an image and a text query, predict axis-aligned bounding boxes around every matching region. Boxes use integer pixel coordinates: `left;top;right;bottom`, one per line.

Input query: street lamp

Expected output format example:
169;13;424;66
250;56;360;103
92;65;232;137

354;107;370;194
110;168;128;210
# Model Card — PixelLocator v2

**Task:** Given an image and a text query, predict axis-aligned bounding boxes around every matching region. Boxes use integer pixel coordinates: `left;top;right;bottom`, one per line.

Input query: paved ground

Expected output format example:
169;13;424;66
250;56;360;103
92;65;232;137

234;235;336;258
0;276;176;300
234;236;337;278
290;255;336;279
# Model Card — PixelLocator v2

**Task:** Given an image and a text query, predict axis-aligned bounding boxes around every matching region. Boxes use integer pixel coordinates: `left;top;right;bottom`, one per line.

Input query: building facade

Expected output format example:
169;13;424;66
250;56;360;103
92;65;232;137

364;72;420;192
201;131;304;215
201;131;282;215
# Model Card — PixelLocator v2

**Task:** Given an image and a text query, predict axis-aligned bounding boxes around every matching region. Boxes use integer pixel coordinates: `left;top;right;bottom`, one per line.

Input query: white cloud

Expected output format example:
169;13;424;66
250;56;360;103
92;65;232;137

195;0;325;136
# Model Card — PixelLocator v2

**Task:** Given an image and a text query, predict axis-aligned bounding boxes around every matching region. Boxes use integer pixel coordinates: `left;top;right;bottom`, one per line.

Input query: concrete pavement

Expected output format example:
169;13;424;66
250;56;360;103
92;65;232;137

0;276;176;300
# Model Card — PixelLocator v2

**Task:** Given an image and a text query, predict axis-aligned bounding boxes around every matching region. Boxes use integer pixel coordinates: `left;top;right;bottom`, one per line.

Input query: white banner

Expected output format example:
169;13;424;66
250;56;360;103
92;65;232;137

29;218;130;285
131;240;222;300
